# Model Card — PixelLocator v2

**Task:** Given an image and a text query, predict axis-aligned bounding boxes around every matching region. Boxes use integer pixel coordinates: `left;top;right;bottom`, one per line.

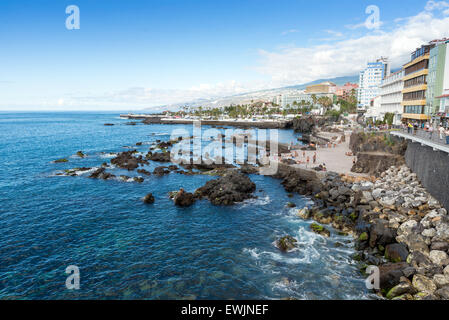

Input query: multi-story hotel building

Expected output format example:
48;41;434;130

335;82;358;101
401;44;435;123
426;39;449;125
273;91;333;109
379;70;404;125
358;57;390;108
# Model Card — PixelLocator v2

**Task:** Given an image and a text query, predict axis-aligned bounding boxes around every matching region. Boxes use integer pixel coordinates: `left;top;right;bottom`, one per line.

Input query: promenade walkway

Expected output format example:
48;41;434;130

283;131;368;177
390;128;449;154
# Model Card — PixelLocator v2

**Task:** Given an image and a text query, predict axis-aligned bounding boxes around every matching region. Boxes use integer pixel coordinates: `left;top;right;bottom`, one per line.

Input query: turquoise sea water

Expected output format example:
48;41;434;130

0;112;371;299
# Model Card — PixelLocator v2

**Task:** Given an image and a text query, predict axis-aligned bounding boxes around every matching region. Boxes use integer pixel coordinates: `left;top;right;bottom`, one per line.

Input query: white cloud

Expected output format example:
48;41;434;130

281;29;299;36
425;0;449;11
344;22;367;30
256;3;449;87
60;80;270;109
325;30;343;37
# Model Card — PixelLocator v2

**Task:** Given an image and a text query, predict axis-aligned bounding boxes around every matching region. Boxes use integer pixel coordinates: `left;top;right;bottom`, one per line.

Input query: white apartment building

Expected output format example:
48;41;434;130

358;57;390;108
365;96;382;121
273;91;333;109
379;70;404;125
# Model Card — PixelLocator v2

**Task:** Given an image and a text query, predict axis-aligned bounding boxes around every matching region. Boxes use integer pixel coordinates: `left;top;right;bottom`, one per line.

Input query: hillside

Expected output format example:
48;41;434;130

143;74;360;112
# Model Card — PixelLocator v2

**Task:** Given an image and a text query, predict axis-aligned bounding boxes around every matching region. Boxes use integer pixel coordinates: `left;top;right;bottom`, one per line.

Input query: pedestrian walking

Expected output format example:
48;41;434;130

313;152;316;164
306;156;310;167
429;125;434;139
407;122;413;134
446;128;449;145
439;126;445;140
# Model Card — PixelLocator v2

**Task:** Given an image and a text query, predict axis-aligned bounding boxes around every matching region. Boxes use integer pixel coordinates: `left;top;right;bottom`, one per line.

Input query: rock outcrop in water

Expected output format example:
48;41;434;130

146;151;171;162
194;170;256;205
111;150;148;170
276;235;298;252
89;167;116;180
174;189;196;207
143;193;155;204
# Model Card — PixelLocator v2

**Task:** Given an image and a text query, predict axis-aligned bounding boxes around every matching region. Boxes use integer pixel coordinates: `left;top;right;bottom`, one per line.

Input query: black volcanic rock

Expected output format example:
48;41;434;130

111;150;148;170
194;170;256;205
146;151;171;162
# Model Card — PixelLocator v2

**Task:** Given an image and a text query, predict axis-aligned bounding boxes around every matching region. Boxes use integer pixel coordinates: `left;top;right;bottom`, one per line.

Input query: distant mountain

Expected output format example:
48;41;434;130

281;75;359;90
143;74;360;112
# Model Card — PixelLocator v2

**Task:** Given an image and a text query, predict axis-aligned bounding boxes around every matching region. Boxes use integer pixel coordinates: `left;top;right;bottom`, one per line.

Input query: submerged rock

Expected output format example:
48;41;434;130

143;193;155;204
89;168;115;180
137;169;152;176
276;235;298;252
76;151;86;158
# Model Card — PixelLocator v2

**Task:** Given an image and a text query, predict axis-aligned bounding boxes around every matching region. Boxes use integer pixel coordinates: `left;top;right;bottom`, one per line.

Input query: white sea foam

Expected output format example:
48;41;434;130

74;167;98;175
239;195;271;207
99;152;117;159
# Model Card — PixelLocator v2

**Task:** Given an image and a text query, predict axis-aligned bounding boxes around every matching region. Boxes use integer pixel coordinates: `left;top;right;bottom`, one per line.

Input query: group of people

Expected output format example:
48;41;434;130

405;122;449;144
286;150;325;169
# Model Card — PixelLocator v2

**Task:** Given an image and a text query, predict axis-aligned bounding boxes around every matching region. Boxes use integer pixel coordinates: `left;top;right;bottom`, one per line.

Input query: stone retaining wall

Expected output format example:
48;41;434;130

405;141;449;211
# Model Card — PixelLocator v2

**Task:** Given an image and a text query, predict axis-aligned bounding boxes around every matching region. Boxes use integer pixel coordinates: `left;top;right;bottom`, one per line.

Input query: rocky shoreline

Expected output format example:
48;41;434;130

51;128;449;300
274;162;449;300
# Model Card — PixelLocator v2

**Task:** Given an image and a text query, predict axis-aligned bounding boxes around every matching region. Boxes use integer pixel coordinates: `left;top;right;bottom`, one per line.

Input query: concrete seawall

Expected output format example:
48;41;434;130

404;141;449;211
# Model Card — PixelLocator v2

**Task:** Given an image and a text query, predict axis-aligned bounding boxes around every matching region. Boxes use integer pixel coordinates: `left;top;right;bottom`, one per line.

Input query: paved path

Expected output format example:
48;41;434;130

391;129;449;155
285;131;368;177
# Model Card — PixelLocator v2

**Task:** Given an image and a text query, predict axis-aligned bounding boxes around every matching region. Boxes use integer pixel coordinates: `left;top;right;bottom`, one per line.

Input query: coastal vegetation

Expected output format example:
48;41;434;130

168;90;357;120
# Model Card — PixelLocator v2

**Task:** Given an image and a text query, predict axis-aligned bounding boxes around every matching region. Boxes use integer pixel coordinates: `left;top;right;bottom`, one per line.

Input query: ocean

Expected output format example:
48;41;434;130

0;112;371;299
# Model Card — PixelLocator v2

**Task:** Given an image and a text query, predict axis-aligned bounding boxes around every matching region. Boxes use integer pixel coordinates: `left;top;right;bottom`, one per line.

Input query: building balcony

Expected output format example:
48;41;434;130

402;84;428;94
403;53;430;69
402;69;428;81
401;99;426;106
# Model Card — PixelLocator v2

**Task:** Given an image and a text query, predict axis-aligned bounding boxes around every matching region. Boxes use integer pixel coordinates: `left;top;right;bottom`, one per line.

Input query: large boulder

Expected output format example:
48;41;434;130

385;243;409;263
412;274;437;294
379;262;412;291
173;189;195;207
369;219;396;248
429;250;449;267
386;278;417;299
194;170;256;205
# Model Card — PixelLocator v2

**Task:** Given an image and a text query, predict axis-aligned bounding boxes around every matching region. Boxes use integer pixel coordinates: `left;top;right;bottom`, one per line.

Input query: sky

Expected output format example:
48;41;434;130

1;0;449;111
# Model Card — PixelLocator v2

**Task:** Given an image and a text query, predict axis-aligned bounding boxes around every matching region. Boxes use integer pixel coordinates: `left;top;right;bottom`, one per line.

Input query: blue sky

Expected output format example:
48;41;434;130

1;0;448;110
